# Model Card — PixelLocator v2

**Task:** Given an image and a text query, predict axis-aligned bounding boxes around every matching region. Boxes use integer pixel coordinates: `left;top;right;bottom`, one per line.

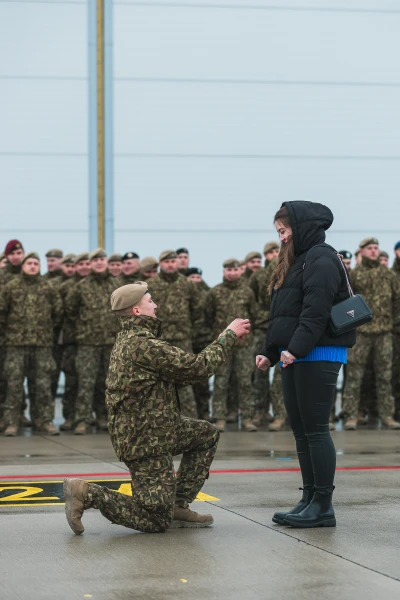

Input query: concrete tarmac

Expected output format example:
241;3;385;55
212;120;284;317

1;408;400;600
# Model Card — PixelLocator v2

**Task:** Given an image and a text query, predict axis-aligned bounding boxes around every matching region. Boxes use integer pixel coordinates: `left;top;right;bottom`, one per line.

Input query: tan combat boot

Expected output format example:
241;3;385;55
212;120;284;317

242;419;258;432
268;418;286;432
60;419;73;431
4;425;18;437
74;422;87;435
63;478;89;535
170;505;214;528
381;417;400;430
42;422;60;436
344;418;357;430
215;419;226;432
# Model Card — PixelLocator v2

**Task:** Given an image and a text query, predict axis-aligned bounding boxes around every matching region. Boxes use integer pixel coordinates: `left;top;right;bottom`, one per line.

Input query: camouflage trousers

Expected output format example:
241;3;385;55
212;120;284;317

393;333;400;413
252;329;285;419
192;342;211;418
3;346;56;427
74;345;112;424
212;343;255;420
61;345;78;421
342;332;395;420
84;417;219;533
51;343;63;401
169;340;198;419
0;345;6;419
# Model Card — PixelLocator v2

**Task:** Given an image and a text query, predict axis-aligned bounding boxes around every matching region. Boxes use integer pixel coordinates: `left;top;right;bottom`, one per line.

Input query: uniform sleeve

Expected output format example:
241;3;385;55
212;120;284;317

188;280;202;327
64;283;81;318
203;289;216;330
287;253;341;358
0;285;10;330
50;286;64;328
133;329;237;387
391;272;400;332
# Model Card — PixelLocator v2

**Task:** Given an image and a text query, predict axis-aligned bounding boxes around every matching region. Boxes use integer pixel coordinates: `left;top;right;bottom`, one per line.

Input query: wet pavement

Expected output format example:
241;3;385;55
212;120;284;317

1;402;400;599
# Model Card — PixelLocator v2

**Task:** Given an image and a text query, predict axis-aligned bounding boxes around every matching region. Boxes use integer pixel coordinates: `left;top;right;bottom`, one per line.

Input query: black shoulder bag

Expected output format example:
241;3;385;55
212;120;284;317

304;245;372;337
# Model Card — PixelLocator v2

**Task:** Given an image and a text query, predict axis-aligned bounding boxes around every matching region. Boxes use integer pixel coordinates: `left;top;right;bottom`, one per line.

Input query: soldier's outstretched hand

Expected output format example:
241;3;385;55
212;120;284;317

226;318;251;342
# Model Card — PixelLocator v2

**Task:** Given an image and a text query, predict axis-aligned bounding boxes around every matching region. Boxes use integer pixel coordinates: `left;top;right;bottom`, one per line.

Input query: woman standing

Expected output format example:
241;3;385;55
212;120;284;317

256;201;356;528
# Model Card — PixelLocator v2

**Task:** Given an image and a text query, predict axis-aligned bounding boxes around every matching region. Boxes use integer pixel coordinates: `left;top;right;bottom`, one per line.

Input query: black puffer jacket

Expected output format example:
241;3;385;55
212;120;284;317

261;201;356;366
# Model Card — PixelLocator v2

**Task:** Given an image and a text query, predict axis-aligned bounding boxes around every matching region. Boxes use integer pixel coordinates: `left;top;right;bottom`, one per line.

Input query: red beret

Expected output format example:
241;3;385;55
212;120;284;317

4;239;24;256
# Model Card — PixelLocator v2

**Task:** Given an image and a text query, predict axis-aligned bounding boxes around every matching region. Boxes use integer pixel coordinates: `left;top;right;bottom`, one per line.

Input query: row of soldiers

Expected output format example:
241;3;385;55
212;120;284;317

0;236;399;436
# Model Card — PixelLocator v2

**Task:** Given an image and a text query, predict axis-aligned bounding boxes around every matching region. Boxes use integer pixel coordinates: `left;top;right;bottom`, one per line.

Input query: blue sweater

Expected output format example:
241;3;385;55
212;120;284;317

280;346;347;365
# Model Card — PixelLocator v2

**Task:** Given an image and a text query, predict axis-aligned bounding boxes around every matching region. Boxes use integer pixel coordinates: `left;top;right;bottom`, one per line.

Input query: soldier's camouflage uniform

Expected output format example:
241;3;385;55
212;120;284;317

342;257;400;420
192;280;212;418
117;272;141;287
65;271;120;424
0;262;22;420
392;258;400;417
49;272;73;401
83;315;237;532
0;273;63;427
248;263;285;420
204;278;255;420
147;271;202;419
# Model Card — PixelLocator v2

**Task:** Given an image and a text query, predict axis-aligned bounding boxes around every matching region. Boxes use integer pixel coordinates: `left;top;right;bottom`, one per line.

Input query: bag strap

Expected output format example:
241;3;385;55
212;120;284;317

303;243;354;298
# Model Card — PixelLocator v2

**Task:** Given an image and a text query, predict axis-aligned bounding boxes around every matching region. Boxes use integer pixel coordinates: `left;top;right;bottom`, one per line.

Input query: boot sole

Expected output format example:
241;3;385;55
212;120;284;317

169;518;214;529
272;517;286;525
284;518;336;528
63;479;84;535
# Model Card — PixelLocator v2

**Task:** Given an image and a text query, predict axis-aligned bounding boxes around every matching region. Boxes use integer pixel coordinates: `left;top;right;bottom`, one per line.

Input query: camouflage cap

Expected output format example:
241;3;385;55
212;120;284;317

379;250;389;258
74;252;89;265
61;253;76;265
22;251;40;264
108;253;122;263
89;248;107;260
159;250;177;262
46;249;63;258
111;282;149;311
140;256;158;271
359;237;379;249
263;241;279;254
223;258;240;268
244;251;262;262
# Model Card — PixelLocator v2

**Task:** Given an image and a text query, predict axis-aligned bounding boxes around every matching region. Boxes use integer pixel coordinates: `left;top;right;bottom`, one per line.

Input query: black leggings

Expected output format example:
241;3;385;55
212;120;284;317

281;361;341;492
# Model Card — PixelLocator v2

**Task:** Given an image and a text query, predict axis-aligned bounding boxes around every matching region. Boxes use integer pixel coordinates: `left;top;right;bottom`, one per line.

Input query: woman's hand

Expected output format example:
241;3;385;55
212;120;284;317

256;355;271;371
280;350;296;368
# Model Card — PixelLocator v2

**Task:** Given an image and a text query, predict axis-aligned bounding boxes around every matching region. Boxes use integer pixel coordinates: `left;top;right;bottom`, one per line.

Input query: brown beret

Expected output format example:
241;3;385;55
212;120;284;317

223;258;240;269
359;237;379;249
108;253;122;263
263;241;279;254
379;250;389;258
159;250;177;262
140;256;158;271
89;248;107;260
74;252;89;265
61;253;76;265
245;251;262;262
110;282;149;311
46;248;63;259
22;252;40;264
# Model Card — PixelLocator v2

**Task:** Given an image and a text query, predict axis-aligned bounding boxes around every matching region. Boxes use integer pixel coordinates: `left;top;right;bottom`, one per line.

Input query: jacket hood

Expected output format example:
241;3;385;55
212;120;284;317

283;201;333;256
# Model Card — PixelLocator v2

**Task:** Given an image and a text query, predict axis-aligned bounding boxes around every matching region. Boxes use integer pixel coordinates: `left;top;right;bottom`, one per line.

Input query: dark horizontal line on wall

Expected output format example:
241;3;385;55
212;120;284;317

115;229;400;234
0;75;86;81
116;153;400;161
115;1;400;15
0;1;85;5
115;77;400;88
0;229;88;233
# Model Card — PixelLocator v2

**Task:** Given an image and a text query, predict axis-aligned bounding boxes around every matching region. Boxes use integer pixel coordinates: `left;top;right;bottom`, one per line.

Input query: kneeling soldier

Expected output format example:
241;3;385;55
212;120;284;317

63;282;250;534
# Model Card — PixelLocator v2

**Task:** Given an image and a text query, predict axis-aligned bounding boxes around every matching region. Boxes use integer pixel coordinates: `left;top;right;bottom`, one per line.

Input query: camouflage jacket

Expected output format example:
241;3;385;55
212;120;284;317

0;262;22;287
117;272;141;287
204;278;255;346
247;268;272;330
58;273;86;344
105;315;237;461
392;258;400;277
351;257;400;335
0;273;63;346
65;271;120;345
42;269;62;281
193;281;212;350
147;271;202;342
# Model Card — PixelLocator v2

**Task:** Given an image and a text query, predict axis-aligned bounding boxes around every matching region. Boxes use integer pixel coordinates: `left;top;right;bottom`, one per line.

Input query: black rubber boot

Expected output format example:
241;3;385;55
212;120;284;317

284;488;336;528
272;487;314;525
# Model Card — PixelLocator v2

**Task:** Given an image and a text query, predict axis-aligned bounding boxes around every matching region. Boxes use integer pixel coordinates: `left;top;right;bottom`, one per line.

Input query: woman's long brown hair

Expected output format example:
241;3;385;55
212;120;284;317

268;206;296;293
